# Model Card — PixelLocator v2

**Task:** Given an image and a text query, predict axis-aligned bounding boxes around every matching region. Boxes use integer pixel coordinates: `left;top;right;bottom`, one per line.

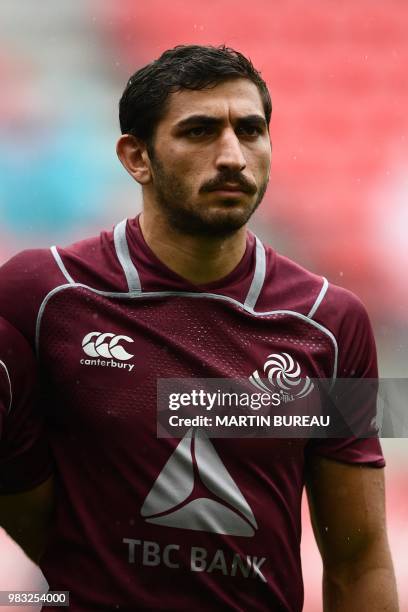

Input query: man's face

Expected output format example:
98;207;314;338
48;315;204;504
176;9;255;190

147;78;272;237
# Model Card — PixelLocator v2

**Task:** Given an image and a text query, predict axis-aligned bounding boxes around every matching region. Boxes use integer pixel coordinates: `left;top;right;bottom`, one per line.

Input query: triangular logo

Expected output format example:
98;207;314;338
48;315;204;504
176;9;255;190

141;428;257;538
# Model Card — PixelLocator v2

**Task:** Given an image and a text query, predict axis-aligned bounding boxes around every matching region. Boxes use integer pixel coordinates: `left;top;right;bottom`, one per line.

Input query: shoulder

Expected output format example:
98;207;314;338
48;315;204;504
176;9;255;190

317;282;377;377
261;243;372;328
0;223;127;344
0;248;63;343
52;226;127;291
260;243;376;375
315;280;372;335
259;245;329;316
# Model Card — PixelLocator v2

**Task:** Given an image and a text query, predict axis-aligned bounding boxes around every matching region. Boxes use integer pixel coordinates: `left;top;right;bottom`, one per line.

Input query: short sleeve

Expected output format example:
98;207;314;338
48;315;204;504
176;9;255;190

0;318;53;493
306;287;385;468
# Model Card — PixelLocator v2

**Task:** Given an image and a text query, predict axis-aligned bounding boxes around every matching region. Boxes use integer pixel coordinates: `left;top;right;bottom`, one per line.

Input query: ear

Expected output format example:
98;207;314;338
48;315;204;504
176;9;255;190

116;134;152;184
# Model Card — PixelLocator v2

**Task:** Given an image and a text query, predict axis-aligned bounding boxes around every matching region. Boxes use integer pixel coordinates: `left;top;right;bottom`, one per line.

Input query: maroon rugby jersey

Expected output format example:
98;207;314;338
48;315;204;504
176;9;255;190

0;217;384;611
0;318;51;493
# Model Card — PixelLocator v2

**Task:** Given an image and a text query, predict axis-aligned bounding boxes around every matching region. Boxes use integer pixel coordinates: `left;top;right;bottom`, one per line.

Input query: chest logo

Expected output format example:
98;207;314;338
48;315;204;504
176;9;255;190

141;427;257;538
249;352;314;400
82;332;134;361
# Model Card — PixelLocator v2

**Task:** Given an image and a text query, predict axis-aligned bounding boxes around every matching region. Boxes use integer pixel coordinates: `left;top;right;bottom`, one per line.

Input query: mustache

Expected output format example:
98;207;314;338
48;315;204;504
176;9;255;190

200;172;257;195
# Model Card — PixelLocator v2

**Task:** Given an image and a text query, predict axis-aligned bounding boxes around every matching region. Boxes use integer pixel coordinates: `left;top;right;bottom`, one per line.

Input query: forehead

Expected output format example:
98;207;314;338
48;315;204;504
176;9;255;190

160;78;266;126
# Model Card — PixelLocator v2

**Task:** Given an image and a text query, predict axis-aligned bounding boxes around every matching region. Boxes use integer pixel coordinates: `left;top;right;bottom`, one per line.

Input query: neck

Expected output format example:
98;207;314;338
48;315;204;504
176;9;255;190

139;209;247;285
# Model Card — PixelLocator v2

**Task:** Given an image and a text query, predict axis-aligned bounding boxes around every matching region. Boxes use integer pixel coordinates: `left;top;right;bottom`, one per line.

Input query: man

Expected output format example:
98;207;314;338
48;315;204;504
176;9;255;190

0;317;53;563
0;45;398;611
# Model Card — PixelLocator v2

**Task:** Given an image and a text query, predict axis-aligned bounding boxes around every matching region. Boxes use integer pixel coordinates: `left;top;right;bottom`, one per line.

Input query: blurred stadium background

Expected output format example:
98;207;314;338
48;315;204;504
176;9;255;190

0;1;407;610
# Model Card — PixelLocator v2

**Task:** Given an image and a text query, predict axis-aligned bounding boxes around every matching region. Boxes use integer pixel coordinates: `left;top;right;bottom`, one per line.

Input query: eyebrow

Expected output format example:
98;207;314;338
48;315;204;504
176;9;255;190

174;114;268;130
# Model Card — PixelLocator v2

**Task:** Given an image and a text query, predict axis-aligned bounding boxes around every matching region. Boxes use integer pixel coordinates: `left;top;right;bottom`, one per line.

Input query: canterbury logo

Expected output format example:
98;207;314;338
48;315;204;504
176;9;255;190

249;352;314;399
82;332;134;361
141;428;257;538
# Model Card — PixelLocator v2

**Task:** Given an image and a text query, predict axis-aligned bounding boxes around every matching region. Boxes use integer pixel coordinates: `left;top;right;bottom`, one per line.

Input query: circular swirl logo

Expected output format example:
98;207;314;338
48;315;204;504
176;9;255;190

249;352;314;399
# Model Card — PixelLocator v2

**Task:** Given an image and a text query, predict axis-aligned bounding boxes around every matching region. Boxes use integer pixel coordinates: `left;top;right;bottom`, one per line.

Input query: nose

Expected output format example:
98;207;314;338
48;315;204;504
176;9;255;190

215;128;246;172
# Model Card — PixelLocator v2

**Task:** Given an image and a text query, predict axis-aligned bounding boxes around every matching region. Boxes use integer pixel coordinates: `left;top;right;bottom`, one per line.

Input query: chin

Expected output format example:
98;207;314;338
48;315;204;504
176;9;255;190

166;197;260;237
207;202;256;222
199;210;255;236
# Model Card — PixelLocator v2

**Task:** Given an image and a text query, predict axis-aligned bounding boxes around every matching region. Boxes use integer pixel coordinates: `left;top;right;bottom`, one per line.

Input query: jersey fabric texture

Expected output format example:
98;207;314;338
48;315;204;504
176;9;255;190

0;216;384;612
0;317;52;493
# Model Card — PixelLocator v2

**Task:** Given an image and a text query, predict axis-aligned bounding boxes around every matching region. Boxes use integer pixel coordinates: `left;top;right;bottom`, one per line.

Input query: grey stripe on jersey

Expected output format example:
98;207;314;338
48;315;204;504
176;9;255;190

244;236;266;310
113;219;141;292
308;277;329;319
50;245;75;285
0;359;12;414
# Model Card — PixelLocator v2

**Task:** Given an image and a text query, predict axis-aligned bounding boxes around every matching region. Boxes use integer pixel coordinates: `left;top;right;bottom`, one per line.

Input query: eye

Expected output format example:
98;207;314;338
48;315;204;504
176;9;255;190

237;125;263;137
186;126;214;138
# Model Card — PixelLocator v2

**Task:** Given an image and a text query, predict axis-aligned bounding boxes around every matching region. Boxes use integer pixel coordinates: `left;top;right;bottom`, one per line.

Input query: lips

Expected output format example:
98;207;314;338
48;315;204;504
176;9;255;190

215;184;245;191
201;175;257;195
209;183;249;193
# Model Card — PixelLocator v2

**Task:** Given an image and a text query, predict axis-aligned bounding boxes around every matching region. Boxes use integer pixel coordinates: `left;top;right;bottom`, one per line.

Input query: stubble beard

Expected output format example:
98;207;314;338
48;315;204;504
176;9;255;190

150;157;269;238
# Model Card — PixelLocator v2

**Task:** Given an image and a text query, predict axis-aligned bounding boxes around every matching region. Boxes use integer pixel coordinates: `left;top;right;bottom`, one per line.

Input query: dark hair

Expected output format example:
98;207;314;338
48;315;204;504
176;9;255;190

119;44;272;146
